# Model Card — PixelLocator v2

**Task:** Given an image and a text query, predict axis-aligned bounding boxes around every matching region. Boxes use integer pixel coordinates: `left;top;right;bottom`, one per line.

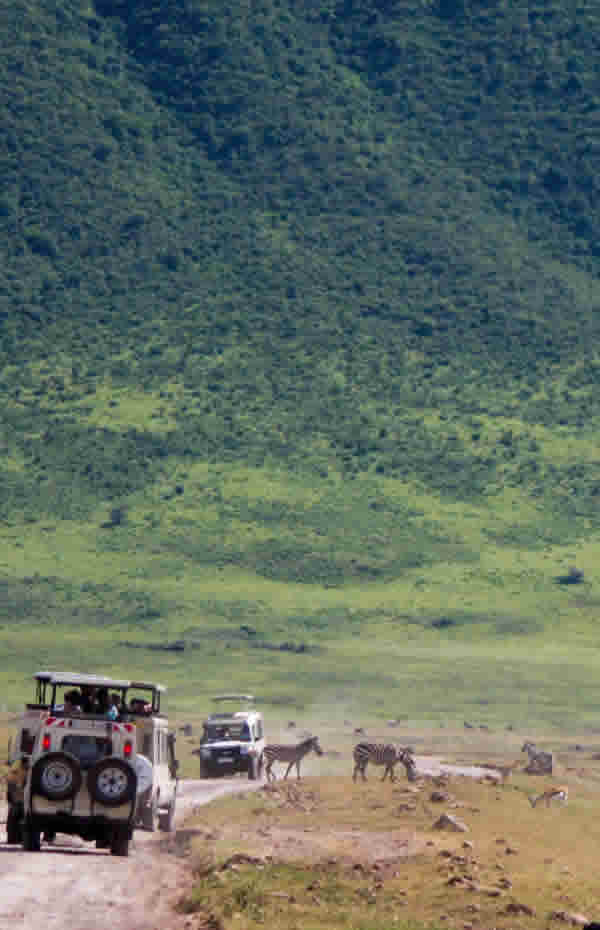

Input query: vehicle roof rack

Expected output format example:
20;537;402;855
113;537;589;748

130;680;166;693
34;671;166;691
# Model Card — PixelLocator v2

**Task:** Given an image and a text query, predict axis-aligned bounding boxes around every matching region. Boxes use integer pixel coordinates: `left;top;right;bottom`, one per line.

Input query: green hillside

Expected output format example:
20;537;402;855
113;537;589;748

2;0;600;728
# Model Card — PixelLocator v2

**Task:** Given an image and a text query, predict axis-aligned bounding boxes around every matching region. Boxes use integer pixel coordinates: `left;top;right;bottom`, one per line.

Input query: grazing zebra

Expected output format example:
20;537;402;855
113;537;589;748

264;735;324;782
352;743;416;783
521;741;553;775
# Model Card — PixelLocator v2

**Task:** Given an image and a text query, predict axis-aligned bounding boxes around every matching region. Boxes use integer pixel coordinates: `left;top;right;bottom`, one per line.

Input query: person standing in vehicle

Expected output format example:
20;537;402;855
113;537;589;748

80;684;97;713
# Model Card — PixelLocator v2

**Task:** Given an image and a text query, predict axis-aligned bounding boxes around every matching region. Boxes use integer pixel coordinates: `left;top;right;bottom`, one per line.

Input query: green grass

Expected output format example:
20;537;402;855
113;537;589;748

177;748;600;930
3;0;600;732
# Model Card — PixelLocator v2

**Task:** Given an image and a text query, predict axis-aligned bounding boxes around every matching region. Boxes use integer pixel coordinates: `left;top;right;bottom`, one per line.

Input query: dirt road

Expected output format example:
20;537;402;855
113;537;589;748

0;779;258;930
0;759;498;930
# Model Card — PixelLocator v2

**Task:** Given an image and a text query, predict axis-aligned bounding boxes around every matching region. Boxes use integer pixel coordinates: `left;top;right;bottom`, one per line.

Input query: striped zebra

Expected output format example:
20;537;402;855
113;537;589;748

521;741;553;775
352;742;417;782
264;735;324;782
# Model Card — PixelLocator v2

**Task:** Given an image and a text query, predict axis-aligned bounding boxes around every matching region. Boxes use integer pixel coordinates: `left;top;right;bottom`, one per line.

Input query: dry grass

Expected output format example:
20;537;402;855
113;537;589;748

178;730;600;930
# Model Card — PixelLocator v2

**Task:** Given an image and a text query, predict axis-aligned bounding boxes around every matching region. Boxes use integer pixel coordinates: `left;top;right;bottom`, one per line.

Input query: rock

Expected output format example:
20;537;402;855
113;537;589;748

432;813;469;832
549;911;590;926
220;853;267;870
505;901;535;916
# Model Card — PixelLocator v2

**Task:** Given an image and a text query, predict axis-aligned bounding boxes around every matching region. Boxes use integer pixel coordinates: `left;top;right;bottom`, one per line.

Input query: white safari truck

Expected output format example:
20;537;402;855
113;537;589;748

7;671;179;856
197;694;265;779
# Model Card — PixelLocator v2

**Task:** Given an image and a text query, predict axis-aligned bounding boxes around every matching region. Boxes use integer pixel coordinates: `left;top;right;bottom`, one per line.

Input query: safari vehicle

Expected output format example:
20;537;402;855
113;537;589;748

197;694;265;780
128;680;178;833
7;671;178;856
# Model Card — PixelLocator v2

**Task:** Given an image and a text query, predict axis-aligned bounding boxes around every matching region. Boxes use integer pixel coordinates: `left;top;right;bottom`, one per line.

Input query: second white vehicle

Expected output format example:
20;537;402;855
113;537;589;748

197;694;265;780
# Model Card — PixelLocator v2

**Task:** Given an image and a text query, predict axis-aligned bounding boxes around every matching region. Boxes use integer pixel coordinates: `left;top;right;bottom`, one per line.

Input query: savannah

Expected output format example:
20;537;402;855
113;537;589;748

3;0;600;925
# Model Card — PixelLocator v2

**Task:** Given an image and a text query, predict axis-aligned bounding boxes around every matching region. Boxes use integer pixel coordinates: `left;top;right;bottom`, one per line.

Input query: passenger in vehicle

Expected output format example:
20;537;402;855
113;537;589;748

106;692;121;720
95;688;110;715
63;689;83;714
130;697;152;715
80;685;97;714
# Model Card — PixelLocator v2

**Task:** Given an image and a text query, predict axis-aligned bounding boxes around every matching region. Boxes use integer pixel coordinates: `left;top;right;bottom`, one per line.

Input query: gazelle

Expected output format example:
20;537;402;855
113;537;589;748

528;785;568;808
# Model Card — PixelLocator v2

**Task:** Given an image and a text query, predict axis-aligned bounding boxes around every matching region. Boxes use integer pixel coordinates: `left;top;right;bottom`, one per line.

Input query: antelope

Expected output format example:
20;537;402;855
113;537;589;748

529;785;568;808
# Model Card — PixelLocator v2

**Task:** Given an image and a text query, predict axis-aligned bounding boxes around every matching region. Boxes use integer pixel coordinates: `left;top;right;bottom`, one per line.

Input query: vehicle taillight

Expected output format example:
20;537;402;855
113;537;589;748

45;717;56;726
123;741;133;758
123;723;134;733
42;733;51;751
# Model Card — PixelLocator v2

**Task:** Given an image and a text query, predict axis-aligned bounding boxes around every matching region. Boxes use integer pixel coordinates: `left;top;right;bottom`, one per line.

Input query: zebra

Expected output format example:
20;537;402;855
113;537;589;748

352;743;417;782
263;735;323;782
521;741;553;775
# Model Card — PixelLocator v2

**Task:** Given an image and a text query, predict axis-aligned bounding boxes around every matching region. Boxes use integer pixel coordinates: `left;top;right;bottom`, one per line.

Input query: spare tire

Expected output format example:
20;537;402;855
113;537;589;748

87;757;137;807
31;752;82;802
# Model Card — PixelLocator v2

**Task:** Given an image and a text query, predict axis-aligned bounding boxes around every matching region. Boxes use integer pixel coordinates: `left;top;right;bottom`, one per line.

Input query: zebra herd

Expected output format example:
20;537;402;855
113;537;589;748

261;736;417;783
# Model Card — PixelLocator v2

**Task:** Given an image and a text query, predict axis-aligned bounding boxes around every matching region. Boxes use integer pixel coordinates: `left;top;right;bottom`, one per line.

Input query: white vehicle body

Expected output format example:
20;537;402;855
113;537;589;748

197;694;265;779
8;672;178;856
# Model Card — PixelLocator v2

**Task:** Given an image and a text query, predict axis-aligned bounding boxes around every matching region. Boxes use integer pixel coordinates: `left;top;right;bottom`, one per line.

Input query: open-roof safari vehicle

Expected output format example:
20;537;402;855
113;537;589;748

197;694;265;779
7;671;179;856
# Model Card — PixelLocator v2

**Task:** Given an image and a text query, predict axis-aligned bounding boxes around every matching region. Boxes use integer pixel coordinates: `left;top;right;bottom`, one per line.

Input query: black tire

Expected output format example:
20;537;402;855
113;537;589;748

23;819;41;852
110;825;129;857
141;793;159;832
199;761;212;779
31;752;82;802
158;798;176;832
43;830;56;844
6;805;23;845
87;758;136;807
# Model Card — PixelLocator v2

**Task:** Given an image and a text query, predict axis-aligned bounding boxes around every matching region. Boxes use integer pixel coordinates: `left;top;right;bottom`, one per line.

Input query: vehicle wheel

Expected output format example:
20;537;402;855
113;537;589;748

6;805;23;844
158;798;176;832
110;826;129;857
43;831;56;844
31;752;82;802
88;758;136;807
96;832;110;849
141;794;159;832
199;761;211;779
23;819;41;852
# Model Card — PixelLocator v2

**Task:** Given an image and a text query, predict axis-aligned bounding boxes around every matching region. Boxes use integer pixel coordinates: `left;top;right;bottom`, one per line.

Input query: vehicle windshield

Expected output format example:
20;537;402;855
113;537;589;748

202;721;250;742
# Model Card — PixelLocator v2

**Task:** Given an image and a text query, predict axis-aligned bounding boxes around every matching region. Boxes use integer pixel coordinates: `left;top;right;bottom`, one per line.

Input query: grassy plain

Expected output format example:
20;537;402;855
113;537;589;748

178;727;600;930
3;0;600;741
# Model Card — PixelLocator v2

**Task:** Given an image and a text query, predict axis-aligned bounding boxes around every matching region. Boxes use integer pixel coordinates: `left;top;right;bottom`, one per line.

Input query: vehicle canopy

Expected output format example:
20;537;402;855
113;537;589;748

29;671;166;716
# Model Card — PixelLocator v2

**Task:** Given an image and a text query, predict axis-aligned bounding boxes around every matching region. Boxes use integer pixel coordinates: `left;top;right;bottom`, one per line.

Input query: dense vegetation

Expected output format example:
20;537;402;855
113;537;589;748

2;0;600;727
